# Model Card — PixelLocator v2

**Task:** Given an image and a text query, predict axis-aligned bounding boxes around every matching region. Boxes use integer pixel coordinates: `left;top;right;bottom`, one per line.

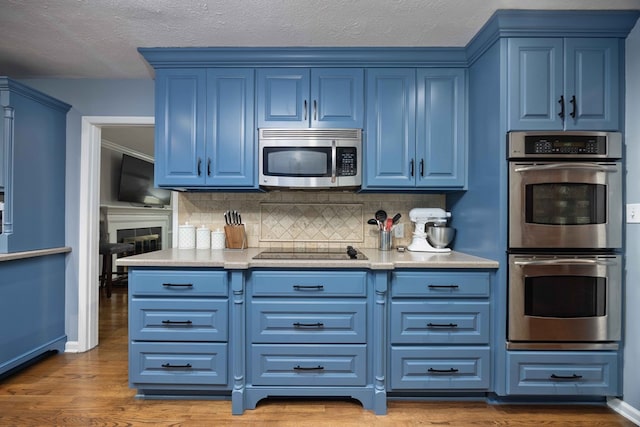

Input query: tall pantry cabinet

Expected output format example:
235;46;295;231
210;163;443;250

0;77;70;376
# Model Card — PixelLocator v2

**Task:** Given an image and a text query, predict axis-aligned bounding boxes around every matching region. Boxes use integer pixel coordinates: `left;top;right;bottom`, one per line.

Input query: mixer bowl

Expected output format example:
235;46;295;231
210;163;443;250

426;226;455;248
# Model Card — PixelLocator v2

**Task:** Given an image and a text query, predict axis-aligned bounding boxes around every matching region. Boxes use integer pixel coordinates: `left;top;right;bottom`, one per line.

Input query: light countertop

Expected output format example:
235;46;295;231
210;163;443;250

116;247;499;270
0;246;72;262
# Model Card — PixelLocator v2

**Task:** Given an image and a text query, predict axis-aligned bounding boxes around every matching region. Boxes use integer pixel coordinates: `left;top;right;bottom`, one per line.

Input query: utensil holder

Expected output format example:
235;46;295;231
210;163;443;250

379;229;392;251
224;225;246;249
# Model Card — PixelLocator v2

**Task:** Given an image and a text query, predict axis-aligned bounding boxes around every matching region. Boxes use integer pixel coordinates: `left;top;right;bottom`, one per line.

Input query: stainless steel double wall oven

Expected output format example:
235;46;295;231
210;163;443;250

507;131;623;350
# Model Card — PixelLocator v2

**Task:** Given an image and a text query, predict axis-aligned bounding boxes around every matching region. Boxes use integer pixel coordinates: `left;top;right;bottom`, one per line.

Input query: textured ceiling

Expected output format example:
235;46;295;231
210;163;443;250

1;0;639;79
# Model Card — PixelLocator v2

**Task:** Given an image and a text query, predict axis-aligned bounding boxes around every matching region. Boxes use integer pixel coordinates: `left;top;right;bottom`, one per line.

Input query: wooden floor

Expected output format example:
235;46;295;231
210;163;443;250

0;286;634;426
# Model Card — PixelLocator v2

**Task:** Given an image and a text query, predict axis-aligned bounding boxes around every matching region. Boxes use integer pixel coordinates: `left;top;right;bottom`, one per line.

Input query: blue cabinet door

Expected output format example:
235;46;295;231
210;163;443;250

508;38;619;131
257;68;309;128
416;68;466;188
257;68;363;128
564;38;619;130
364;68;416;187
155;69;256;188
205;69;256;187
311;68;364;128
155;69;206;186
508;38;564;130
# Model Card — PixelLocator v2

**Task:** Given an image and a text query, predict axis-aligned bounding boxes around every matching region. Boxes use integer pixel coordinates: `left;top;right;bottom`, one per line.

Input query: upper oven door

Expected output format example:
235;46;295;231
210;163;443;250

509;161;622;249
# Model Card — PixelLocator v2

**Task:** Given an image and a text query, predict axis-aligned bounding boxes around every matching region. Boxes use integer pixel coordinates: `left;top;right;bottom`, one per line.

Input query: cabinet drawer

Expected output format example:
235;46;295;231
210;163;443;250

130;269;227;297
390;301;489;344
129;342;227;386
250;300;366;343
250;271;367;297
506;351;619;396
130;298;228;342
390;347;490;390
250;344;366;386
392;272;490;298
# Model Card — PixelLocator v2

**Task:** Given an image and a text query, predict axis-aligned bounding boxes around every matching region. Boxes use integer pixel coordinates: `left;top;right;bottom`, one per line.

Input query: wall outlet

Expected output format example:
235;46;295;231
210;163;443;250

627;203;640;223
394;223;404;238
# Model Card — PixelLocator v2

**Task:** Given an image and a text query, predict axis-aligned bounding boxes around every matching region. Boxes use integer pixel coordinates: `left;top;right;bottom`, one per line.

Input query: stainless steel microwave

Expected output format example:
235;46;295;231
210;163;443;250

259;128;362;189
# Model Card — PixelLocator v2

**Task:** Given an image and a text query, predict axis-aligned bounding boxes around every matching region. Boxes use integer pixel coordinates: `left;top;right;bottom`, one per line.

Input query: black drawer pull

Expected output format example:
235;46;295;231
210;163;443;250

294;365;324;371
293;285;324;291
428;368;459;374
161;363;192;369
550;374;583;381
293;322;324;328
427;323;458;328
428;285;459;289
162;283;194;288
161;320;193;325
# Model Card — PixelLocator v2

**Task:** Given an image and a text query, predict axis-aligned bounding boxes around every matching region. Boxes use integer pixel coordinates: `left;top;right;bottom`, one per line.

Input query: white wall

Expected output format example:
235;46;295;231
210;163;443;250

624;21;640;412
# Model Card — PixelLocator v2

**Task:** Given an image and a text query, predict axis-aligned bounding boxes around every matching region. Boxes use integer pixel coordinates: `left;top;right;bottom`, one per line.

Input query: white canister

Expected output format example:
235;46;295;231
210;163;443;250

178;222;196;249
196;225;211;249
211;229;226;250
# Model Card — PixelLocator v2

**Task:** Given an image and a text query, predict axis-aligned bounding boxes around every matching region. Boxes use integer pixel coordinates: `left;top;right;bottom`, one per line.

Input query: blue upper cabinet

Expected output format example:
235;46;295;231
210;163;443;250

416;69;466;188
508;37;619;131
155;68;255;188
365;68;466;189
365;69;416;188
0;77;71;253
257;68;364;128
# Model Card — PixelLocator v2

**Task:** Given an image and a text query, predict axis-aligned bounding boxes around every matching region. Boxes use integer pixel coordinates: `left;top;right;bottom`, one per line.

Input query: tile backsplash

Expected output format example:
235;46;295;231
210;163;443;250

178;191;445;249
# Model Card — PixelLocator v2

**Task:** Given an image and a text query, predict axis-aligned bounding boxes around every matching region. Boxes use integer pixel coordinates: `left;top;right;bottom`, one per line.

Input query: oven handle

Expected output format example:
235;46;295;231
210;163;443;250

513;163;618;173
514;259;617;267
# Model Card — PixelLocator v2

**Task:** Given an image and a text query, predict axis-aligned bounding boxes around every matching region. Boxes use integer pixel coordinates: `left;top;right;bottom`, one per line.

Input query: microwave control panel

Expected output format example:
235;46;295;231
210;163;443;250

337;147;357;176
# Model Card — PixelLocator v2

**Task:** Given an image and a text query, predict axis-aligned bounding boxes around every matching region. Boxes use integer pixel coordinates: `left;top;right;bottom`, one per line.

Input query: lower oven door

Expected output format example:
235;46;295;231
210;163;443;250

508;161;622;249
508;254;621;348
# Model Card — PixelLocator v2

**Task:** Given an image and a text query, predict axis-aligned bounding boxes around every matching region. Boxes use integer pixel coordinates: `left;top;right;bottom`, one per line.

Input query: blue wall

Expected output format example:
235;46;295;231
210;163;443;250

19;79;154;342
624;22;640;413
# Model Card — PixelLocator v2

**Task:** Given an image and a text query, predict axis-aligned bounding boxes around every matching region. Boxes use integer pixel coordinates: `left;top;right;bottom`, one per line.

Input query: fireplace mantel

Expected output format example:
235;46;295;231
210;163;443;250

102;205;172;249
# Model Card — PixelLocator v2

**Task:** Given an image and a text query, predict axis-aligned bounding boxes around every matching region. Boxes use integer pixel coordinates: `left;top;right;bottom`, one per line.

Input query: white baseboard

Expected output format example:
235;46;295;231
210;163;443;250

608;398;640;425
64;341;81;353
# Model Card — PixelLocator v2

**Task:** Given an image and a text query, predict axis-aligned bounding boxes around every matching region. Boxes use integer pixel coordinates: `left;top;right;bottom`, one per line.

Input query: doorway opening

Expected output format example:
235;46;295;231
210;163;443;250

77;116;159;352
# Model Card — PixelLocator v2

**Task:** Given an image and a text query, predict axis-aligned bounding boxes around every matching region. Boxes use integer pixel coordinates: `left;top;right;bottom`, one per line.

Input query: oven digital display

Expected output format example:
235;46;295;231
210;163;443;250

524;135;606;155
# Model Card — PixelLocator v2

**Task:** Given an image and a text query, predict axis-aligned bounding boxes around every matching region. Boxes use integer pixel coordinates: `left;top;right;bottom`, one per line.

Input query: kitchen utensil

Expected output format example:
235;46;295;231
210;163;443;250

386;218;393;231
224;211;230;225
367;218;380;227
375;209;387;224
392;213;402;224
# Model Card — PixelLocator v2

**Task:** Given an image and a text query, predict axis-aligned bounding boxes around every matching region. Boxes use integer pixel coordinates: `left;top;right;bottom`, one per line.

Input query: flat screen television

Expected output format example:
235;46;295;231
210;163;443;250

117;154;171;207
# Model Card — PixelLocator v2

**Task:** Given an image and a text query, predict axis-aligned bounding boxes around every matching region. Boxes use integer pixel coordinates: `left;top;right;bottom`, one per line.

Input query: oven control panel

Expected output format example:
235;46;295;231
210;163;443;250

508;131;622;159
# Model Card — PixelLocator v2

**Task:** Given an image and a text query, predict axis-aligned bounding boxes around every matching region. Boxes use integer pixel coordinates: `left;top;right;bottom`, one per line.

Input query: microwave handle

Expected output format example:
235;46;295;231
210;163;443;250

331;140;337;183
514;163;618;173
514;259;617;267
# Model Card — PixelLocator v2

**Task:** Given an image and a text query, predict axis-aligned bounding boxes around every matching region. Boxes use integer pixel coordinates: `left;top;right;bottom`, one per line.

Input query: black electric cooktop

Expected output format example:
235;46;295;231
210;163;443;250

253;246;367;260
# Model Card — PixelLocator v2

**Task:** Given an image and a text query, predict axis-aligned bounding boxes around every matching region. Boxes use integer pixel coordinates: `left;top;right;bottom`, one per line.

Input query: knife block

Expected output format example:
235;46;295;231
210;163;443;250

224;225;246;249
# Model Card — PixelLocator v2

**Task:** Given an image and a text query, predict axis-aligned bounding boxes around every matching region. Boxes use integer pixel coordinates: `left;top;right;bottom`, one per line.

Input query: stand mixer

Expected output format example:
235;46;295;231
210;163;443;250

407;208;453;252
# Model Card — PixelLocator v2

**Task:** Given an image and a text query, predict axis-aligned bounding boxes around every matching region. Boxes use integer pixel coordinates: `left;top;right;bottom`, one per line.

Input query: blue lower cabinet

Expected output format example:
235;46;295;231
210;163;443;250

390;347;491;390
506;351;619;396
250;344;367;386
128;268;231;393
245;268;386;415
250;300;366;344
0;254;67;375
130;342;228;386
